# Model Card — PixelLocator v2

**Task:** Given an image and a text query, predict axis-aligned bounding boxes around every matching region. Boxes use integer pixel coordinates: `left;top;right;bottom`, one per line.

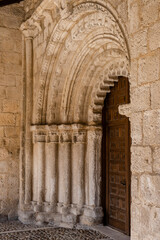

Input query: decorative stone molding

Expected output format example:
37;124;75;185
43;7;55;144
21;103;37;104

90;58;130;123
21;0;131;125
48;132;59;143
72;131;86;143
19;0;130;227
21;0;73;38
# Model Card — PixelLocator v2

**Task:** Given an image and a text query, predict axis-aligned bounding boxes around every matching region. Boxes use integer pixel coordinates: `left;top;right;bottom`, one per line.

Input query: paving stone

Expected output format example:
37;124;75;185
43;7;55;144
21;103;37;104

0;221;112;240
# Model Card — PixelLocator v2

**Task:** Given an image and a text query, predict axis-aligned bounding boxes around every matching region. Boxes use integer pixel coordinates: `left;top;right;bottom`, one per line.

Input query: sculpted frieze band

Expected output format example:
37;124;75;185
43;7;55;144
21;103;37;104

31;124;101;143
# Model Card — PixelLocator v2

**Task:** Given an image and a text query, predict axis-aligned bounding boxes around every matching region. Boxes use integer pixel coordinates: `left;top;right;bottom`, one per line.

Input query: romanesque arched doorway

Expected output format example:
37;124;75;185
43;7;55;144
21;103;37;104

19;0;131;228
102;77;130;235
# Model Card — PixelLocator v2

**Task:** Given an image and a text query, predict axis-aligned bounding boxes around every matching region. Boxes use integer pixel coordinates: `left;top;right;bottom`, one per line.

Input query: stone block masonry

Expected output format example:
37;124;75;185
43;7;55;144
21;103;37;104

20;0;160;239
0;0;160;240
128;0;160;239
0;3;24;220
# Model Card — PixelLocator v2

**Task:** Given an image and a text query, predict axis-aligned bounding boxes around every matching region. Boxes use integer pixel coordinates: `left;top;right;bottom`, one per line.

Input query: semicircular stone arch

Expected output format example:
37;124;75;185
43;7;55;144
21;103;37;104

34;0;130;125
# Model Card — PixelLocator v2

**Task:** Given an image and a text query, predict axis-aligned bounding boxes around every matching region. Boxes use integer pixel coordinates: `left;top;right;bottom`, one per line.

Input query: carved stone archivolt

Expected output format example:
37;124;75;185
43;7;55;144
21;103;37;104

20;0;130;125
20;0;130;226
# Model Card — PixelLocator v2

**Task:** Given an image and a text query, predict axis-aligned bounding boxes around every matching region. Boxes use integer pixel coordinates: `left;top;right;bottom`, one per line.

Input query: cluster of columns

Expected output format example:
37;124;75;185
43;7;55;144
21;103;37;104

19;124;103;225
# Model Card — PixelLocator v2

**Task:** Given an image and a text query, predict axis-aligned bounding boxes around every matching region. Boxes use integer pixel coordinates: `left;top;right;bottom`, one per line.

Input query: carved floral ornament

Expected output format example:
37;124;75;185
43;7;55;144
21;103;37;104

21;0;130;125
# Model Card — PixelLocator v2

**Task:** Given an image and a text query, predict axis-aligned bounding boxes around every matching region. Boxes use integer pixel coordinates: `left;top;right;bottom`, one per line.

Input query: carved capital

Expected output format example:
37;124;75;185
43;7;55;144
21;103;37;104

87;126;102;142
33;131;47;143
20;22;36;38
72;131;87;143
59;132;71;143
54;0;72;19
31;126;48;143
48;132;59;143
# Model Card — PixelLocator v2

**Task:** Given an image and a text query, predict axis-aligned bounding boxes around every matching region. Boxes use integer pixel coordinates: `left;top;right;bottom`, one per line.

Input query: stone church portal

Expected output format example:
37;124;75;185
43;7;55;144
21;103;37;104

0;1;160;239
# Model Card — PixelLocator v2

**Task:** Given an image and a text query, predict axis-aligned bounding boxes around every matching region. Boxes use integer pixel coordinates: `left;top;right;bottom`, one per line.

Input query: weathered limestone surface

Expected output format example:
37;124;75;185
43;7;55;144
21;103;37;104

19;0;160;239
0;3;24;220
19;0;130;228
128;0;160;239
0;0;160;239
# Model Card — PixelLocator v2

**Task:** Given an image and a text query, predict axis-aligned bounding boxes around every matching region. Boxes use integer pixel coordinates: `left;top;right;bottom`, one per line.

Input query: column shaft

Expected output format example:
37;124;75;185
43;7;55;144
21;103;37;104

63;142;71;205
37;142;45;205
58;129;71;206
19;35;26;207
45;141;58;204
88;130;97;206
72;138;85;206
87;128;102;207
25;37;33;204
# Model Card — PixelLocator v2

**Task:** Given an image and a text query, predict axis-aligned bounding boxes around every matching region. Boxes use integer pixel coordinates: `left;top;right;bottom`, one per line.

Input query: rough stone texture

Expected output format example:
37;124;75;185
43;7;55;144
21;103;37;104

153;147;160;174
128;0;140;34
130;29;148;59
131;85;150;112
130;112;143;145
143;110;160;145
0;3;24;220
139;175;160;207
151;81;160;109
138;52;160;85
128;1;160;239
24;0;43;15
0;221;110;240
148;21;160;51
131;146;152;173
0;0;160;239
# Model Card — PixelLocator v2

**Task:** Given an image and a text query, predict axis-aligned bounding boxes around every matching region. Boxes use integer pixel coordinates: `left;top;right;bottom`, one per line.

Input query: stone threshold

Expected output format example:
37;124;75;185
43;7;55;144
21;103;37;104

90;225;130;240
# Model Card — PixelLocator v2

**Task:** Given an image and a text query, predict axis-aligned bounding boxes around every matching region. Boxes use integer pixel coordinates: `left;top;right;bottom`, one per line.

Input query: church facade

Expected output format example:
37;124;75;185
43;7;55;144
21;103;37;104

0;0;160;239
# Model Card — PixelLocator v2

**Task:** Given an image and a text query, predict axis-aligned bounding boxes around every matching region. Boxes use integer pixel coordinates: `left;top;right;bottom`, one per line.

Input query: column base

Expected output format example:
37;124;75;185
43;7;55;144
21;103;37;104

18;205;103;226
18;209;35;224
79;206;104;226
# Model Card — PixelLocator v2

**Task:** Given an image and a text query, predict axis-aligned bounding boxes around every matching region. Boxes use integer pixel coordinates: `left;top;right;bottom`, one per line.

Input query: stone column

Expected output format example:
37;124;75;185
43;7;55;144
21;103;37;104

87;126;102;207
25;36;33;205
87;129;96;206
19;35;26;207
80;126;103;225
72;126;86;207
37;142;45;205
33;131;46;207
58;126;71;207
45;127;58;206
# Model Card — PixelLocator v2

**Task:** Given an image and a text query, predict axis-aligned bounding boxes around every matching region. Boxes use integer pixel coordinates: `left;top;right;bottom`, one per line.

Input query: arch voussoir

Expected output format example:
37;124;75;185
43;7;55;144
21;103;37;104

88;58;129;124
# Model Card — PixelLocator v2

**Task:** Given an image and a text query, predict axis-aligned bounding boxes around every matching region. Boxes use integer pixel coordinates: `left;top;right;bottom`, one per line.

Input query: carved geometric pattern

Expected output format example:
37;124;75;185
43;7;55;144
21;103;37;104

21;0;130;125
90;58;129;123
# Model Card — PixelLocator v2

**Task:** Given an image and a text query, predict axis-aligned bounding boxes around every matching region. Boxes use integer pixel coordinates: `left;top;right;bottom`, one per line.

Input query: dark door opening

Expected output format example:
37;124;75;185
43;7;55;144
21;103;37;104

102;76;130;235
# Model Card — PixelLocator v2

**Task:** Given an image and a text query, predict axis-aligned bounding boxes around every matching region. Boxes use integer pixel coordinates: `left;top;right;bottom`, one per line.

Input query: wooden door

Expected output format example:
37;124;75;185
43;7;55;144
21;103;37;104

102;77;130;235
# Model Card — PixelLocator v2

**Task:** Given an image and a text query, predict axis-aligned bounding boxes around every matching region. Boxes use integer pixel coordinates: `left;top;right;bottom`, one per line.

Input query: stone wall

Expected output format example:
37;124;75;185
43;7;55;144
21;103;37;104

128;0;160;239
19;0;160;239
19;0;129;226
24;0;43;18
0;0;160;239
0;3;24;220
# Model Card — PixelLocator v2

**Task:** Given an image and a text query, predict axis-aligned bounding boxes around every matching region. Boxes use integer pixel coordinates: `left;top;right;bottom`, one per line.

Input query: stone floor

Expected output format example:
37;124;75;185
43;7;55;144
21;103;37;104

91;226;130;240
0;221;111;240
0;221;130;240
